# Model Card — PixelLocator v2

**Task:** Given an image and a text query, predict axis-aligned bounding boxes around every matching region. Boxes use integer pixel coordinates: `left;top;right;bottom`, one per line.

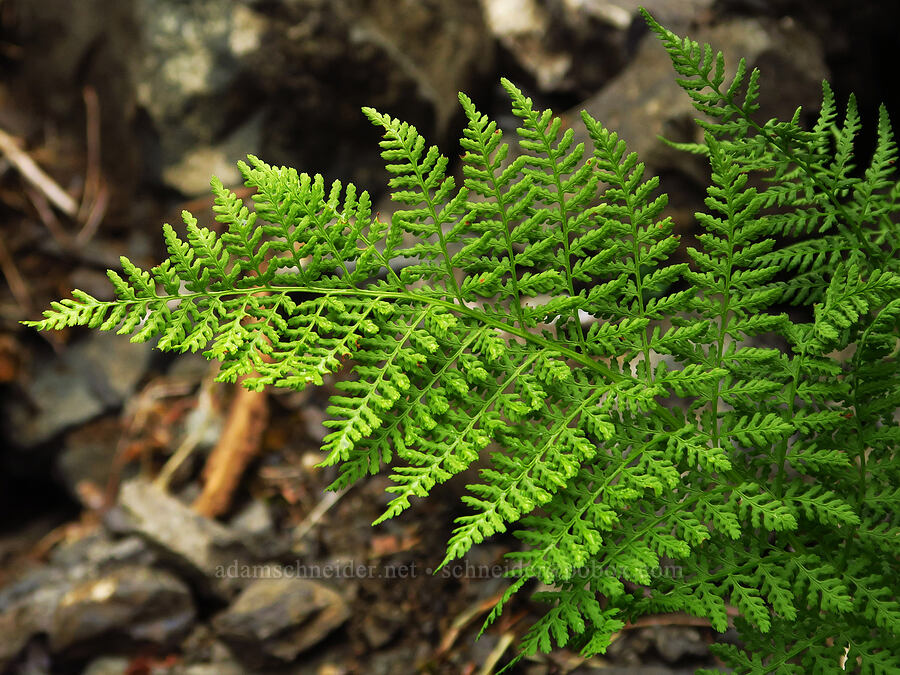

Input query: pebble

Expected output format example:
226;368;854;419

212;577;350;667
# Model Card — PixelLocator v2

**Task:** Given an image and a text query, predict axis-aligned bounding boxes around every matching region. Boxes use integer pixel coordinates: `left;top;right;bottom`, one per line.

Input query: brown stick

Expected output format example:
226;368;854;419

77;86;102;224
75;181;109;247
191;382;269;518
0;127;77;217
0;234;31;312
23;184;74;251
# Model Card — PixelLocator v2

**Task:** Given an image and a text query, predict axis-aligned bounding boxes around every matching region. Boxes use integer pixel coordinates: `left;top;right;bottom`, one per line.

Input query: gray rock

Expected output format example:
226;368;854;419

50;565;195;652
114;479;257;598
651;625;708;663
360;600;405;649
6;367;103;448
0;534;174;670
228;498;289;559
480;0;713;94
212;577;350;667
0;567;68;671
16;0;494;196
6;641;52;675
481;0;575;91
366;645;426;675
228;499;272;536
575;0;713;30
5;331;152;446
179;664;246;675
76;331;154;405
82;656;133;675
572;16;828;183
56;417;122;505
48;532;156;577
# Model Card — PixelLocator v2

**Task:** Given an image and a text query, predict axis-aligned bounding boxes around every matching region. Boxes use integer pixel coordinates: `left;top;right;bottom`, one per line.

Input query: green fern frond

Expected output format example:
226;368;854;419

24;10;899;673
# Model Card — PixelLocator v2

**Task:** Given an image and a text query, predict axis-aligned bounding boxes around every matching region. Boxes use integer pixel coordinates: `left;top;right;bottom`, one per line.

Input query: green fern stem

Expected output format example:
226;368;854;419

466;127;528;327
377;350;545;523
546;161;587;349
707;189;736;453
834;334;868;572
412;162;464;302
373;113;466;302
513;93;588;349
772;355;801;499
52;283;646;390
620;166;658;382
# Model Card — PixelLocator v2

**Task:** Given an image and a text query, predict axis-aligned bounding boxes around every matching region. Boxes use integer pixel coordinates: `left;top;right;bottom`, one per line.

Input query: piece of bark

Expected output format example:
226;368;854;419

192;383;268;518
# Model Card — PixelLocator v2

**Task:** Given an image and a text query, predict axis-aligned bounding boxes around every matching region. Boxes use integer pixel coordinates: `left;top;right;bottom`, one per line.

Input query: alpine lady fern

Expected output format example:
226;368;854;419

26;11;899;673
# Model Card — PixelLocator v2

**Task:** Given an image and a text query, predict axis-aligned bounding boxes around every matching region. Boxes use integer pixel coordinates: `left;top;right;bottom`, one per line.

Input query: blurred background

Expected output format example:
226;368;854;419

0;1;896;673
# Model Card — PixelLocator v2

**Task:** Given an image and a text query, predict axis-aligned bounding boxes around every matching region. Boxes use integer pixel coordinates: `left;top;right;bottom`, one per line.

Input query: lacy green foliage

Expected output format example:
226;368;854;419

26;11;899;674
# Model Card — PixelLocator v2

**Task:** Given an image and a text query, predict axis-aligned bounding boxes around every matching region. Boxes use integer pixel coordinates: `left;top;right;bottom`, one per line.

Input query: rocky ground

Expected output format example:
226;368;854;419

0;1;896;673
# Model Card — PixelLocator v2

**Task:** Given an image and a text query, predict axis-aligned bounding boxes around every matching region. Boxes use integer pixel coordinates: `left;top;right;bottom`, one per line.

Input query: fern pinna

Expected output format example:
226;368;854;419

26;11;899;673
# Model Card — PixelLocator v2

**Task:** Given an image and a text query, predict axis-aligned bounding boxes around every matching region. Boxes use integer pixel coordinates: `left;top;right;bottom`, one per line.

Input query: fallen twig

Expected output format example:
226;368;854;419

0;233;32;312
435;591;505;658
291;486;350;549
23;183;73;251
77;86;102;224
0;126;77;217
192;382;269;518
104;375;202;507
478;631;515;675
75;181;109;247
619;609;738;632
154;371;220;491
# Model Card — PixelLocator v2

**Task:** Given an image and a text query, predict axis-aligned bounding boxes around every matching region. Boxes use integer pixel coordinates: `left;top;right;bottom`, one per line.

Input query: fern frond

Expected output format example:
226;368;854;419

24;12;900;672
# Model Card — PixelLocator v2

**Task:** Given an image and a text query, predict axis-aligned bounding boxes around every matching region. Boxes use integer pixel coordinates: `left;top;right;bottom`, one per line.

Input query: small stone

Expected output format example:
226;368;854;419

523;665;550;675
48;531;155;575
651;625;708;663
366;646;423;675
212;577;350;667
360;602;404;649
481;0;571;91
481;0;715;94
228;499;273;538
57;417;122;505
228;498;289;560
49;565;195;652
82;656;132;675
160;114;262;197
0;567;70;670
6;366;103;447
181;664;245;675
5;331;152;446
115;479;257;598
572;0;713;30
317;665;348;675
69;330;153;407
